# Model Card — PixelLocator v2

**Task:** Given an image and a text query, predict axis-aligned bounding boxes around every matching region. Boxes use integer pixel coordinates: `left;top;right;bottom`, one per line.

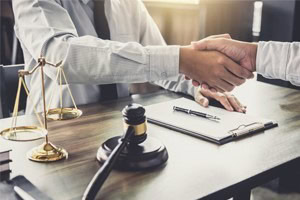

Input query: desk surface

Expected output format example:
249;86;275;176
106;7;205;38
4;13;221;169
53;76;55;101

1;79;300;200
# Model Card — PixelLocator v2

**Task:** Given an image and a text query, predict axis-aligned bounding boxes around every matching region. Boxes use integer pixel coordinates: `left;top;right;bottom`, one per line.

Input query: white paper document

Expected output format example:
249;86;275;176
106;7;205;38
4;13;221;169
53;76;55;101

145;98;277;144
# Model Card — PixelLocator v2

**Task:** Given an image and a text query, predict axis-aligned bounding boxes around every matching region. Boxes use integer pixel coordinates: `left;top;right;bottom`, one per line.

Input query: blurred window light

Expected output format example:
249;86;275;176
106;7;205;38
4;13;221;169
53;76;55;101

252;1;263;36
143;0;200;4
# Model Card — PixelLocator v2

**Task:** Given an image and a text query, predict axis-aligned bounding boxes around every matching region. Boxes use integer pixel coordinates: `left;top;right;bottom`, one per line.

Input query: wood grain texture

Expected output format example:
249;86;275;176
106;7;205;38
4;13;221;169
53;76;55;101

2;79;300;200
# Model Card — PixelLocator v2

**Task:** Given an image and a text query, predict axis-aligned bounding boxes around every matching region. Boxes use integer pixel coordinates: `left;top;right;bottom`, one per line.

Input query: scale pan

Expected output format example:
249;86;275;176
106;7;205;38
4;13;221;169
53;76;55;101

47;108;82;120
0;126;47;141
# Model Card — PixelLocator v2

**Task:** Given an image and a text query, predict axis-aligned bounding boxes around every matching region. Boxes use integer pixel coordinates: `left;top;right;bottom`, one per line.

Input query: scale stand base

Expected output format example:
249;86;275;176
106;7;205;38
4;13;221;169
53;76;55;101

27;142;68;162
97;136;168;170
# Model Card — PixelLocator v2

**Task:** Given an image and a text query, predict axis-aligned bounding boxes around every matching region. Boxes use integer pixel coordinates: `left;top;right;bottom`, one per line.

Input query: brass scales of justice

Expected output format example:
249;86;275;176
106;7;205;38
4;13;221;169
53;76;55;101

0;56;82;162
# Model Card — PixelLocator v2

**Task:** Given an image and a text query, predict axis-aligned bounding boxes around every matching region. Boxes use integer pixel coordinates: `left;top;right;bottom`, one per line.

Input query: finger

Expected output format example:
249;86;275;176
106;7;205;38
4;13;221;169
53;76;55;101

185;76;191;80
192;80;200;87
209;87;218;93
199;88;236;112
214;78;235;92
226;94;244;113
222;70;246;87
206;86;218;94
230;94;247;113
215;94;234;112
195;89;209;107
206;83;226;93
191;34;232;49
200;88;236;112
191;40;207;50
204;85;218;93
201;83;217;94
199;86;213;97
201;83;209;90
191;38;227;51
206;34;232;40
213;86;225;93
219;55;253;79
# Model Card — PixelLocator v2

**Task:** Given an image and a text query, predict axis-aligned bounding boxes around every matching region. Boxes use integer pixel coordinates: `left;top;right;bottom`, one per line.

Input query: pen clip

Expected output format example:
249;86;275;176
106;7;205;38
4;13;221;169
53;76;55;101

229;122;265;137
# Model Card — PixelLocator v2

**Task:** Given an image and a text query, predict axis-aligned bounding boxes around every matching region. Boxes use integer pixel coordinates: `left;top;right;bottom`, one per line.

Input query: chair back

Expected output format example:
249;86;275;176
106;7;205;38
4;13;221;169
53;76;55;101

0;64;26;118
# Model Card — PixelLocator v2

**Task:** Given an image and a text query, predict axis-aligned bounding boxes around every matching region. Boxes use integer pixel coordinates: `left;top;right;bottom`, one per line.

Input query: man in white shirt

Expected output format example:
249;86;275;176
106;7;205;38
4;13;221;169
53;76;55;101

12;0;251;113
192;36;300;87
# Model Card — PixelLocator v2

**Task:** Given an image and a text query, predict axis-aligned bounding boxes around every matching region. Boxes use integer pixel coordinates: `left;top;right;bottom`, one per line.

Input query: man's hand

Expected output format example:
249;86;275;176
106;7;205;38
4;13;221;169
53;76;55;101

191;36;258;72
179;46;253;92
194;86;246;113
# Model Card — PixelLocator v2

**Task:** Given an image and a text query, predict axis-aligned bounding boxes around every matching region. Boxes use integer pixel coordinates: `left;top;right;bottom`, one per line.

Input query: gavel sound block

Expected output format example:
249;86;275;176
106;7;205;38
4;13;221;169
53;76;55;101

96;103;168;170
82;104;168;200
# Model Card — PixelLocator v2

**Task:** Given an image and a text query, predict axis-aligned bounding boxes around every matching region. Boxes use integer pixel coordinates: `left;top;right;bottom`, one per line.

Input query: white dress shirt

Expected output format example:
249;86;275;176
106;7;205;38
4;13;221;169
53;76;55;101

12;0;195;114
257;41;300;86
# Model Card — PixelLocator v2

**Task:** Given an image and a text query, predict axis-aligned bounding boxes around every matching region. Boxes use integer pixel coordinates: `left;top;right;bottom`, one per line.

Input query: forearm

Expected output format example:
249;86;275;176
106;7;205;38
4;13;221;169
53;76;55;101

257;41;300;86
50;35;180;84
13;0;180;85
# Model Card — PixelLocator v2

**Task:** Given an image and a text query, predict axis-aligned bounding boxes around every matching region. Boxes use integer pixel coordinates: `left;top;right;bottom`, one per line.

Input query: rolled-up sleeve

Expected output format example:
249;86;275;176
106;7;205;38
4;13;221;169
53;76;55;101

13;0;180;84
257;41;300;86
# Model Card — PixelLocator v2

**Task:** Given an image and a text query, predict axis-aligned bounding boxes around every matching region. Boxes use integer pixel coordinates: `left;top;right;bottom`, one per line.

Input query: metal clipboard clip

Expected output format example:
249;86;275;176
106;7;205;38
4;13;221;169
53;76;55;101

228;122;265;137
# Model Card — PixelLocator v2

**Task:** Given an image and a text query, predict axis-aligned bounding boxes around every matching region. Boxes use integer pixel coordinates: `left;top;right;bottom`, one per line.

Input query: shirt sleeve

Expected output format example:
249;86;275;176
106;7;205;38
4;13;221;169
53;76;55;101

257;41;300;86
136;0;196;97
12;0;180;85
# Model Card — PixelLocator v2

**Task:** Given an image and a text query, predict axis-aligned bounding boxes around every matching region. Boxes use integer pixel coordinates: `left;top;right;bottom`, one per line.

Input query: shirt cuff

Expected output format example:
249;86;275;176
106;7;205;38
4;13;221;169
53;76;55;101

256;41;290;80
146;45;180;81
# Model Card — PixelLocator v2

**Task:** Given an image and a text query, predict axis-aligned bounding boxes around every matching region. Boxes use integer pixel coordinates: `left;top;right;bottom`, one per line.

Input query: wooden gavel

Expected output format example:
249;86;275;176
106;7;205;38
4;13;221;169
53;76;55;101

82;104;168;200
82;125;135;200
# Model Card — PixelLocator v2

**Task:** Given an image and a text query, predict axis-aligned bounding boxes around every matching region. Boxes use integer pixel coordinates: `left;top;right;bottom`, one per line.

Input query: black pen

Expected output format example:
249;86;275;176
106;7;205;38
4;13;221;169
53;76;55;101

173;106;221;121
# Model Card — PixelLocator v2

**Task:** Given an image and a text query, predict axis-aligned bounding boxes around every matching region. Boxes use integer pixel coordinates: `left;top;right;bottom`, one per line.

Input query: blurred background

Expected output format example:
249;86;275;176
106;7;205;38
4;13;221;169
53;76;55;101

2;0;300;65
144;0;300;44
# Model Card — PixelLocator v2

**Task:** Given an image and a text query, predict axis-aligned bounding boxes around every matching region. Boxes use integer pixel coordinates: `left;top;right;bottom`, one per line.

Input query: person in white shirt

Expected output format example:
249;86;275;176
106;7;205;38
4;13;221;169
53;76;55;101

192;35;300;87
12;0;251;114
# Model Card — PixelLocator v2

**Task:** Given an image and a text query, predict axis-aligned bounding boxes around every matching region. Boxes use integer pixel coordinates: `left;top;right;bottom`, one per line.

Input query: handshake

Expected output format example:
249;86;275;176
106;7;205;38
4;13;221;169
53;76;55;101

179;34;258;92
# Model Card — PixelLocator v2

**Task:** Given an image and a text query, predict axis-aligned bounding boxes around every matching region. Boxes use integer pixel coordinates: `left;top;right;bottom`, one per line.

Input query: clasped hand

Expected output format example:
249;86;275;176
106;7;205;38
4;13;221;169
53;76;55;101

180;34;257;112
183;34;257;90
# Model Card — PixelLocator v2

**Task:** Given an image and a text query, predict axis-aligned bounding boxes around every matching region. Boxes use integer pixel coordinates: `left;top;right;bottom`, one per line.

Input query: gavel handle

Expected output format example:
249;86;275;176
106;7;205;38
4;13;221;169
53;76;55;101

82;126;134;200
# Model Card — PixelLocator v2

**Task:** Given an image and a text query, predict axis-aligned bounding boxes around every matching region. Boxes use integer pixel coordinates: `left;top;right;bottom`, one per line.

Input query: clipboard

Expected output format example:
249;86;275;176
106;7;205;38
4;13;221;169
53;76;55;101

145;98;278;145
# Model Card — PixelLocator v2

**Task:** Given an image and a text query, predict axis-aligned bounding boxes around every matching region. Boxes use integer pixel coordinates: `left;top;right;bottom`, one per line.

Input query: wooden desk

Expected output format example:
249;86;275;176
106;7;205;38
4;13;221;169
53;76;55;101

2;79;300;200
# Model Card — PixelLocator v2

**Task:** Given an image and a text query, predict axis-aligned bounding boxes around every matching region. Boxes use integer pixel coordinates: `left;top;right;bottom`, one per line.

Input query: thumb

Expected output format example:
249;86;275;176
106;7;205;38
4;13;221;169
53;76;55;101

207;33;232;40
191;34;231;50
191;40;210;51
192;38;228;52
191;38;225;51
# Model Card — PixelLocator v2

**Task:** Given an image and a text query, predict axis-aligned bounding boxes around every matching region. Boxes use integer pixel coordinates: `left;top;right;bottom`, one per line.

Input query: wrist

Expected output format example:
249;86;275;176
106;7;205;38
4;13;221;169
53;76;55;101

179;46;192;75
250;43;258;72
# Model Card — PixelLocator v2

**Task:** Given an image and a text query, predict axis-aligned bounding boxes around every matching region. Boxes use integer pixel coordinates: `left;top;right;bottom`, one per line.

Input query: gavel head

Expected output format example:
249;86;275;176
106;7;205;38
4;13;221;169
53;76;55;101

122;104;147;145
